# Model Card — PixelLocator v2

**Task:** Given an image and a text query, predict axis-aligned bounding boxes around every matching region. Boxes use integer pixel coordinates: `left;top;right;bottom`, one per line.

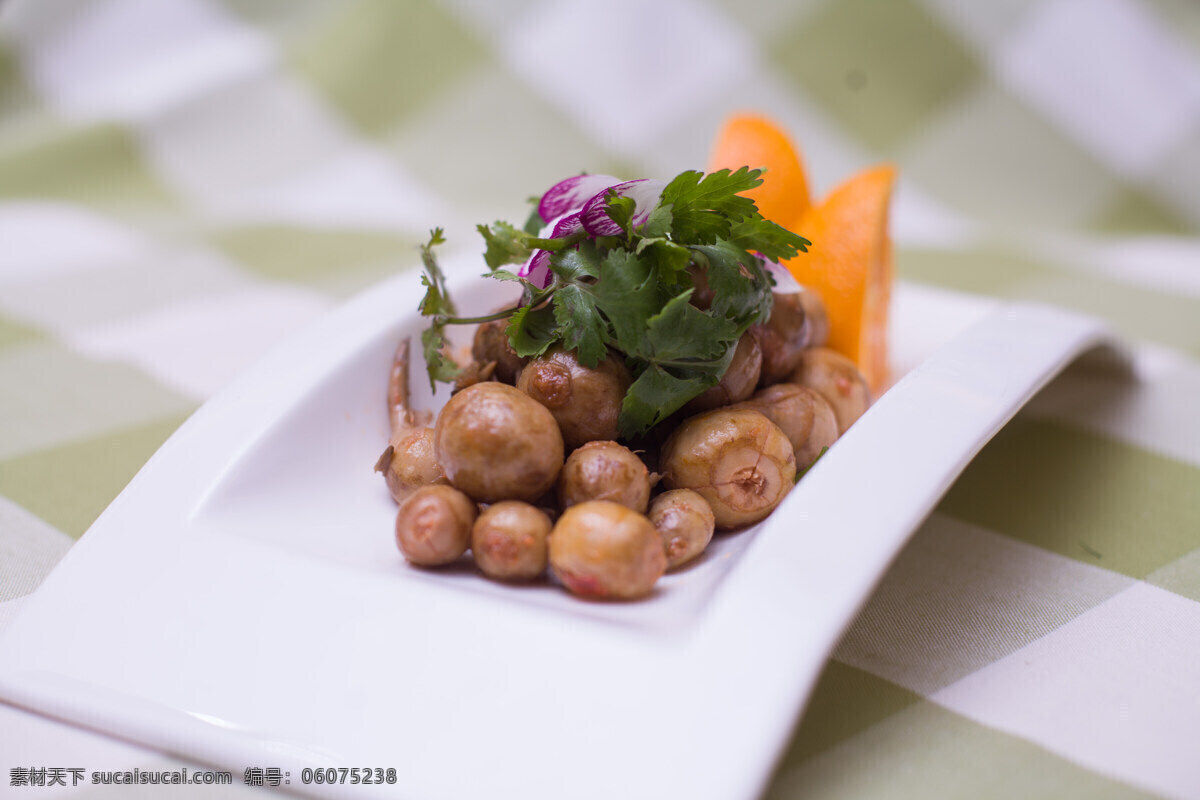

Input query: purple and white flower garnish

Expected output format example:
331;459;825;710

521;174;666;289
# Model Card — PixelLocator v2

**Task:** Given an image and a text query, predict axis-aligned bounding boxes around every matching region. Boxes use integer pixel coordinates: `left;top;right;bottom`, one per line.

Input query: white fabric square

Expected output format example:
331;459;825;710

14;0;272;123
932;582;1200;800
1034;235;1200;300
0;203;149;284
144;70;443;230
640;66;873;198
499;0;755;158
207;148;450;233
0;343;197;462
0;497;74;601
0;248;250;334
918;0;1044;52
835;513;1134;695
997;0;1200;178
70;281;332;399
1023;345;1200;468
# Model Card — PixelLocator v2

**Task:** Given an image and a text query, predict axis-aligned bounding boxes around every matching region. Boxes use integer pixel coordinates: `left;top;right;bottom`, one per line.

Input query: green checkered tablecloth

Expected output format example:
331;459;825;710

2;0;1199;797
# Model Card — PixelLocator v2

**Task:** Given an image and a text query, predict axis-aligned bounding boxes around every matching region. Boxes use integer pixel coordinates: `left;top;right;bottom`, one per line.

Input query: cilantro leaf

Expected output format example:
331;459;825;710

421;323;460;390
485;268;537;288
660;168;762;244
550;239;602;282
415;229;462;389
588;248;661;360
415;167;808;437
484;268;548;310
796;445;829;482
639;203;673;238
643;291;736;363
507;303;559;358
603;192;637;237
478;221;534;270
619;365;712;438
728;217;811;262
618;337;737;438
690;241;773;328
417;228;455;317
522;201;546;235
636;236;692;284
553;284;609;367
613;293;742;436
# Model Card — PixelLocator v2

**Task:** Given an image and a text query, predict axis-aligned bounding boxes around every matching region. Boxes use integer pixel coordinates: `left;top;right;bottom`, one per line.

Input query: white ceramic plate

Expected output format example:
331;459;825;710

0;255;1116;800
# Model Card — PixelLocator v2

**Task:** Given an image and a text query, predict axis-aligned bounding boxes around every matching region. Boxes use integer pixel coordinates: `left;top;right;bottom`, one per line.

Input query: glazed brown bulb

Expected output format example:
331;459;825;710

751;292;810;386
548;501;666;600
557;440;651;513
798;287;829;348
789;347;870;435
471;501;552;582
472;316;526;384
621;410;684;477
732;383;839;469
394;485;477;567
378;339;445;501
660;408;796;530
376;428;447;503
687;263;714;310
648;489;715;570
684;331;763;414
516;346;631;449
433;381;564;503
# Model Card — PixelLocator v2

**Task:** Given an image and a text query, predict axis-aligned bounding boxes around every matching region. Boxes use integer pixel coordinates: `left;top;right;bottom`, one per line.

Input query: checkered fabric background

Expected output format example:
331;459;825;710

2;0;1199;797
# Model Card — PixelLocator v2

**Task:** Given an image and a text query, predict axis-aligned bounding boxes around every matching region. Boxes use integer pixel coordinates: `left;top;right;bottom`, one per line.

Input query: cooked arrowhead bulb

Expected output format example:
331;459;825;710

660;408;796;530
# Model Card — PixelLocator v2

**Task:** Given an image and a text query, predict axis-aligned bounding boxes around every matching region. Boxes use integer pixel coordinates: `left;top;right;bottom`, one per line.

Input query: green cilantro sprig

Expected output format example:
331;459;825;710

417;168;811;438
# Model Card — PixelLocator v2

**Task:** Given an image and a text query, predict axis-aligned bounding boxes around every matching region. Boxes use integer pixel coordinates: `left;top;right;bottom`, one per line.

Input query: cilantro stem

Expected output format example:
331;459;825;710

439;308;521;326
527;231;587;251
436;283;557;327
650;356;726;369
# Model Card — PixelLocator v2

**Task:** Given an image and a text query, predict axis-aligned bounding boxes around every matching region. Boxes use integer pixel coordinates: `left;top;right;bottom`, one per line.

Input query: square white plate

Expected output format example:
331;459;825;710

0;255;1117;800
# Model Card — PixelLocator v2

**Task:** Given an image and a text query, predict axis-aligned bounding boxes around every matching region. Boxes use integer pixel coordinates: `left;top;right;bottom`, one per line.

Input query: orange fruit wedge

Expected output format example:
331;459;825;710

786;165;896;393
707;112;896;394
707;113;813;226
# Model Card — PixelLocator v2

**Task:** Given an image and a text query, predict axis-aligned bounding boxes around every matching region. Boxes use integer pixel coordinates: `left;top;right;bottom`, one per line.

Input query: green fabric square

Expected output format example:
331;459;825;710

902;242;1200;356
938;417;1200;579
218;0;335;39
0;343;196;463
768;697;1160;799
918;0;1045;42
1142;0;1200;52
1148;547;1200;603
0;40;37;122
288;0;486;138
0;314;44;350
1141;126;1200;232
1090;185;1195;235
0;254;248;331
1025;272;1200;356
834;513;1134;694
901;85;1116;229
769;0;982;151
896;243;1052;296
0;412;192;538
707;0;824;41
387;65;629;229
210;224;417;298
0;495;73;600
776;660;921;767
0;122;177;209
